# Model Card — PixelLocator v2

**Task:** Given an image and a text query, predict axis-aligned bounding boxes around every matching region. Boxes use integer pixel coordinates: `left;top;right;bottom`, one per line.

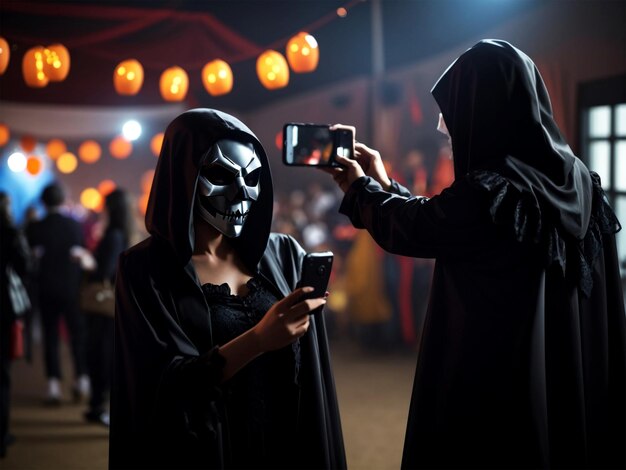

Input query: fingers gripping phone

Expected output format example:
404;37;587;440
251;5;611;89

298;252;334;313
283;123;353;167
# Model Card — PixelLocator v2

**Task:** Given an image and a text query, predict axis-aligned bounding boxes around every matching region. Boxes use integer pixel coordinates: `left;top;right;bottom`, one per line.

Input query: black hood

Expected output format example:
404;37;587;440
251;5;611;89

432;39;591;240
146;108;273;269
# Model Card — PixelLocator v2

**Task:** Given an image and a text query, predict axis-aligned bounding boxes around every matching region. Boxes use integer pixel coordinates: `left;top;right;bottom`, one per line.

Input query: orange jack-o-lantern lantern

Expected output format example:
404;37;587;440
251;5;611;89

256;50;289;90
23;46;49;88
160;66;189;102
43;44;70;81
202;60;233;96
114;59;144;96
0;37;10;75
286;32;319;73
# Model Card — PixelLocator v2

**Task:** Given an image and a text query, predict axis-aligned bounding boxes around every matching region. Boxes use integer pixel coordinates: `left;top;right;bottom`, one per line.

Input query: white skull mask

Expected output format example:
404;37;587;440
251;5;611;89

195;139;261;238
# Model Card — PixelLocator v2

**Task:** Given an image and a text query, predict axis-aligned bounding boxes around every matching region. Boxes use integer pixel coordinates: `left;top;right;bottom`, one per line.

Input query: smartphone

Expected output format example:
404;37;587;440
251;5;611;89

298;252;334;310
282;123;353;167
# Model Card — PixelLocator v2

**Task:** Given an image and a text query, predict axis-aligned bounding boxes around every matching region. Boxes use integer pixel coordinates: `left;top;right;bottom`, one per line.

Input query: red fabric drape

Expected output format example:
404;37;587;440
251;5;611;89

1;2;262;69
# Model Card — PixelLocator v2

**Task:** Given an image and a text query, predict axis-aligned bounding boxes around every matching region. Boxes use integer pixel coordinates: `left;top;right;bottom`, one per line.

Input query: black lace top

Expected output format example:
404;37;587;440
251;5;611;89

202;274;300;468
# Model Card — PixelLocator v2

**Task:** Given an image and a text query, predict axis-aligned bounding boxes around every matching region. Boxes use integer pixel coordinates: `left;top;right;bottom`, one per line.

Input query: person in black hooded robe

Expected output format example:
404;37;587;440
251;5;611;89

326;40;626;469
110;109;346;470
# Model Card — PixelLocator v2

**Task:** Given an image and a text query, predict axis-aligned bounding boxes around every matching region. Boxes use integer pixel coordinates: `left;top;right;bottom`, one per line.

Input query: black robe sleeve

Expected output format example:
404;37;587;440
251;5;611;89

339;176;498;259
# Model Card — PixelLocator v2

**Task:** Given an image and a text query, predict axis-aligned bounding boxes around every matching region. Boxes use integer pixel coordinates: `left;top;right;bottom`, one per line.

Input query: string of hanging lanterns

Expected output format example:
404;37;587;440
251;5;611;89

0;1;353;215
3;6;334;98
108;30;320;100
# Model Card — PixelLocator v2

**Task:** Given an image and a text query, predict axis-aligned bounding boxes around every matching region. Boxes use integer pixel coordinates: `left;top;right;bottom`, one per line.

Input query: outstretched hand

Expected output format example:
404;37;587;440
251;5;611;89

353;142;391;191
322;154;365;193
323;124;391;193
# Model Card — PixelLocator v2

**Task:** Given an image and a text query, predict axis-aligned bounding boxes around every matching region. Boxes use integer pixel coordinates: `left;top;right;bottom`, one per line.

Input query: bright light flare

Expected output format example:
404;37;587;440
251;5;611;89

8;152;27;172
122;120;142;141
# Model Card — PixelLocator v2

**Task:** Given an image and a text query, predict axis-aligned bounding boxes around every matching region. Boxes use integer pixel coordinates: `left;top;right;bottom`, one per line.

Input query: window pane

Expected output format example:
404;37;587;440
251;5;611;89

589;141;611;189
588;106;612;138
615;196;626;278
616;103;626;137
616;140;626;191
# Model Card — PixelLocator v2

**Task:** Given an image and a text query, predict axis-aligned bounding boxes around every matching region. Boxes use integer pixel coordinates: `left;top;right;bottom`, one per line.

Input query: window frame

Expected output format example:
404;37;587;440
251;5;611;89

578;74;626;277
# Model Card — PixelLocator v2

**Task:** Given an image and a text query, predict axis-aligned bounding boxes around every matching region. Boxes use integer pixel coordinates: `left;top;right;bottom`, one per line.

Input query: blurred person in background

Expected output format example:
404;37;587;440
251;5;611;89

0;192;33;458
343;230;394;350
326;40;625;468
80;189;135;427
110;109;345;469
26;182;90;405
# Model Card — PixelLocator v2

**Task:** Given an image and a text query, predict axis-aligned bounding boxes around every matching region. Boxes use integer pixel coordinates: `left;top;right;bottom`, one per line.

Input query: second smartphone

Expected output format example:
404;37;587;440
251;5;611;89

283;123;353;167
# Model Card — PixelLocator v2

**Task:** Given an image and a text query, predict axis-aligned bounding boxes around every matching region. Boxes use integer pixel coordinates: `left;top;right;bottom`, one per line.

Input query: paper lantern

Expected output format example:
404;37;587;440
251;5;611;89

0;124;9;146
114;59;144;96
26;155;43;176
46;138;66;160
109;136;132;159
80;188;103;212
160;66;188;102
256;50;289;90
23;46;49;88
150;133;164;157
202;59;233;96
57;152;78;174
286;32;319;73
20;135;36;153
141;169;155;194
0;37;10;75
98;179;116;196
78;140;102;163
43;44;70;82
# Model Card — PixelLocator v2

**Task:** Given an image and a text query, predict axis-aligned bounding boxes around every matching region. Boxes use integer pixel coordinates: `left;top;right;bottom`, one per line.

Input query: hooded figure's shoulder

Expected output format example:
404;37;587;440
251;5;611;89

257;233;307;296
264;233;305;264
118;236;177;281
120;237;150;267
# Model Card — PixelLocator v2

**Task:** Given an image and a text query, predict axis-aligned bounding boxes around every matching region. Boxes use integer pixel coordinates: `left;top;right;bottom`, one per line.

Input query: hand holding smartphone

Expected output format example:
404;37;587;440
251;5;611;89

298;252;334;313
283;123;353;167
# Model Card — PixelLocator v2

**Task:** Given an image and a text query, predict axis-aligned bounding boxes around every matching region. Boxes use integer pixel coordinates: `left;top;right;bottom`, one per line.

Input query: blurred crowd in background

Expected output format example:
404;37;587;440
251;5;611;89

0;139;454;457
272;143;454;352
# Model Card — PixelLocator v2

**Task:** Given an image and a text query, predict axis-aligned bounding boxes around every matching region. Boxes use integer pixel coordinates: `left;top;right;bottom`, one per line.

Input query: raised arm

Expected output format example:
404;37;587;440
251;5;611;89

329;152;495;259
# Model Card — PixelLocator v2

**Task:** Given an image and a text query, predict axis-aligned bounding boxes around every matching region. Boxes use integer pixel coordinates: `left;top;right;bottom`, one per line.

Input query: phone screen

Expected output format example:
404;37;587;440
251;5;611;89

283;124;352;166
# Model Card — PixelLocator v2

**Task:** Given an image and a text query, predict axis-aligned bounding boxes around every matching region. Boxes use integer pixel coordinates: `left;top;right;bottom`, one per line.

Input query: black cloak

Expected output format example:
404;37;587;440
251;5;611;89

110;109;346;469
340;40;626;468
